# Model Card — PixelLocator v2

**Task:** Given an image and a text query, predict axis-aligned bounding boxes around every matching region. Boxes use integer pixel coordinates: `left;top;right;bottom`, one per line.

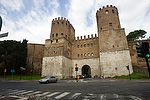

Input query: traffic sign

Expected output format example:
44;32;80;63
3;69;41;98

115;67;117;70
75;64;77;67
0;16;2;31
11;69;15;73
0;32;8;38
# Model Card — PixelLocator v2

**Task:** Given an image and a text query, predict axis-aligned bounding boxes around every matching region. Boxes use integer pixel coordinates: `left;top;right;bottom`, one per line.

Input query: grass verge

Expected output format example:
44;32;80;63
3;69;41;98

0;75;42;80
114;72;149;79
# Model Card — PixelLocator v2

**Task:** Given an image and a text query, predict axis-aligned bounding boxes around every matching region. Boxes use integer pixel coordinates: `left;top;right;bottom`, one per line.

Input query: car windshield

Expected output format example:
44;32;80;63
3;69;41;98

45;76;50;79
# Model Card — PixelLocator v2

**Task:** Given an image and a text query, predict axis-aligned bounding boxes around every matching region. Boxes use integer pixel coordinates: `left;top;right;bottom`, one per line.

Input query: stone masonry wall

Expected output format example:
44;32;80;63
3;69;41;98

72;58;100;78
26;43;44;75
42;56;72;79
100;50;133;78
128;40;150;72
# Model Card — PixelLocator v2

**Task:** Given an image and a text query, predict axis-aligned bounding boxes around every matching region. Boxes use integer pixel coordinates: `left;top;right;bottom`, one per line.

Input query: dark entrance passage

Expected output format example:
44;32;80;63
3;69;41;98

82;65;91;78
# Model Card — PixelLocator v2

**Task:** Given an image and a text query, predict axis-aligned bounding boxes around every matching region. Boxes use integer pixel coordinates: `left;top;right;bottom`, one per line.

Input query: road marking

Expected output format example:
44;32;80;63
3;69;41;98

69;93;81;99
8;89;18;92
130;96;142;100
46;92;60;97
35;92;50;96
9;90;26;94
54;92;70;99
17;91;33;95
99;94;106;100
113;94;119;98
27;91;41;96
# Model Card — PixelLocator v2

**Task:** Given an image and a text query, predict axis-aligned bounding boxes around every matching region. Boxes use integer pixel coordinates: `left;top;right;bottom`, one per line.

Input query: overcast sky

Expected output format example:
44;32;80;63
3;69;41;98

0;0;150;44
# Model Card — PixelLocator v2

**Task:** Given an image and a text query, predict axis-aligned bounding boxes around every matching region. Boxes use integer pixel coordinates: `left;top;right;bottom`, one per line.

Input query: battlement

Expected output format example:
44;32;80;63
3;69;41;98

52;17;70;24
75;34;98;41
96;5;117;14
52;17;74;31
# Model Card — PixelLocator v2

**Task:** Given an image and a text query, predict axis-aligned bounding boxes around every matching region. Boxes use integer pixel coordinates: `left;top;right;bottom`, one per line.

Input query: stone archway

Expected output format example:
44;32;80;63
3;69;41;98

82;65;91;78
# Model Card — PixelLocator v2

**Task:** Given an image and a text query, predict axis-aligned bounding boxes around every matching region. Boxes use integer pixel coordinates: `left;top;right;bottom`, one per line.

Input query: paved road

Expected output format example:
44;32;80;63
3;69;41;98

0;78;150;100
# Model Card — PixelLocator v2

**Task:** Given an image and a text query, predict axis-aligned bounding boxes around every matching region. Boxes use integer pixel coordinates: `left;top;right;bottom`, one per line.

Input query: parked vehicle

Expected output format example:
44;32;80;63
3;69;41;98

39;76;57;84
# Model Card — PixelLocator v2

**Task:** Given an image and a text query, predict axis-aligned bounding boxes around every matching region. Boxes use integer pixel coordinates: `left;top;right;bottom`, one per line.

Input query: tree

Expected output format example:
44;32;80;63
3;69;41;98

0;39;28;74
126;29;147;41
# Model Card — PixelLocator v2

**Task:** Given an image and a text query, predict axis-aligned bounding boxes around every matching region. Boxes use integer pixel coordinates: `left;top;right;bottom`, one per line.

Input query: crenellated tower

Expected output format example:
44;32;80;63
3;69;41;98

50;17;75;42
42;17;75;78
96;5;133;77
96;5;121;30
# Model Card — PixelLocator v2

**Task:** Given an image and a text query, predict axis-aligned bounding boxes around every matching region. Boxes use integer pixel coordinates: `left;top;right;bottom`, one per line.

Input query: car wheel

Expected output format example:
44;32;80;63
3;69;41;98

46;80;49;84
54;80;57;83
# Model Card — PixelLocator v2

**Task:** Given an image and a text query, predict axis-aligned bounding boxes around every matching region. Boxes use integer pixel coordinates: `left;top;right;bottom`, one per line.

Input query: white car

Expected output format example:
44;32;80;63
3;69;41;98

39;76;58;84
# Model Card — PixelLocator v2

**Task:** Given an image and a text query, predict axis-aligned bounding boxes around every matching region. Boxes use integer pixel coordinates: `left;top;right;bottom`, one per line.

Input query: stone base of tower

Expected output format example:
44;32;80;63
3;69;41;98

99;50;133;78
41;56;72;79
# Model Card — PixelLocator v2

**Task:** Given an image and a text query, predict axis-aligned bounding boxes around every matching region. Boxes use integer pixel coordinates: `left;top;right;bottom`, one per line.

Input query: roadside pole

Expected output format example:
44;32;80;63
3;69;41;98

75;64;78;81
115;67;118;79
4;69;7;78
126;65;131;80
145;58;150;78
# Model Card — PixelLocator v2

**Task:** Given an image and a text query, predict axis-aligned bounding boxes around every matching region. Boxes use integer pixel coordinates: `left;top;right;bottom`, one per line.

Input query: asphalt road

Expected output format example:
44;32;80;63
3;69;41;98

0;78;150;100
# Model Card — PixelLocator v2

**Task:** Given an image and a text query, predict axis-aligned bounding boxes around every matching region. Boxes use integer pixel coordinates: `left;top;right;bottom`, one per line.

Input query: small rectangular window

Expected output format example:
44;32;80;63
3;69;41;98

109;23;112;26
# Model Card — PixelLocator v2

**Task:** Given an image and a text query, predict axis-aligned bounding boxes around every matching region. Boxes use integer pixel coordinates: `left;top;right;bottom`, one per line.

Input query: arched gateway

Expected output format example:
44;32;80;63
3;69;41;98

82;65;91;78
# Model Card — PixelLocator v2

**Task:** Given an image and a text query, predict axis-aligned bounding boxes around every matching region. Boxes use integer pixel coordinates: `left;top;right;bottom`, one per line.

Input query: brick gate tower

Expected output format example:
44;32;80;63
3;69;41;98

42;17;75;78
41;5;133;78
96;5;133;77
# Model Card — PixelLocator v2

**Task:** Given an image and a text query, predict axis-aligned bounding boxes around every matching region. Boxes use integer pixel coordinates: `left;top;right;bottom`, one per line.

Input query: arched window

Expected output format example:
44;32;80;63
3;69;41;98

61;33;63;37
112;10;114;13
56;33;58;37
91;53;93;56
106;10;109;14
